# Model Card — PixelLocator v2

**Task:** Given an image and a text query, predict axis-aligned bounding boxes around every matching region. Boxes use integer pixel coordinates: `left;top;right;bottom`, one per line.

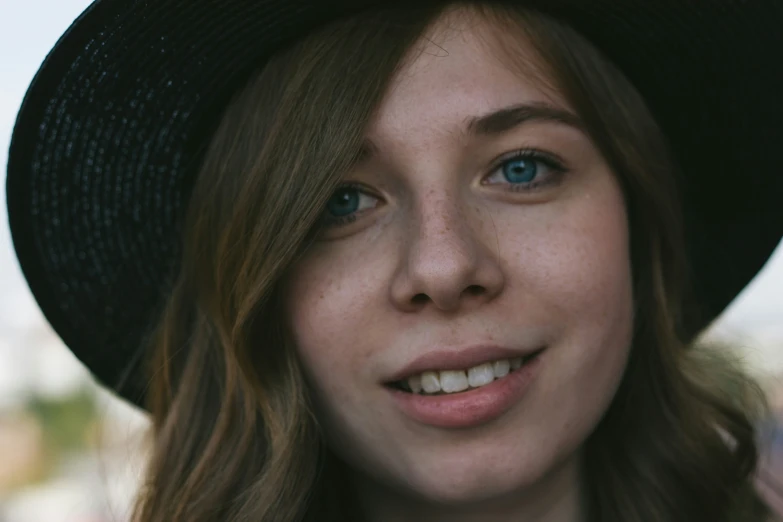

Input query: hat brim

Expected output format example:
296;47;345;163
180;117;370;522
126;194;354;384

7;0;783;408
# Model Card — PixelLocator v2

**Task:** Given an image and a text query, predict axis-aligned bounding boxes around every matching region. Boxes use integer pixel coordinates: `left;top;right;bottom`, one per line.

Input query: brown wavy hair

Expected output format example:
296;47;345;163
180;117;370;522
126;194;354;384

130;3;769;521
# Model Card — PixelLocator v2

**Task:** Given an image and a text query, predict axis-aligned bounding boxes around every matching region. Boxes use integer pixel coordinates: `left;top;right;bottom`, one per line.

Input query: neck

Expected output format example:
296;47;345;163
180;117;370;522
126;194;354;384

351;454;586;522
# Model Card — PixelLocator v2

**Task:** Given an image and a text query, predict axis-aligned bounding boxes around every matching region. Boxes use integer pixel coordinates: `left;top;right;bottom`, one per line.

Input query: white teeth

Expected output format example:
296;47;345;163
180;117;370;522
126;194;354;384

440;370;469;393
467;363;494;387
420;371;441;394
401;356;527;395
407;374;423;393
492;359;510;378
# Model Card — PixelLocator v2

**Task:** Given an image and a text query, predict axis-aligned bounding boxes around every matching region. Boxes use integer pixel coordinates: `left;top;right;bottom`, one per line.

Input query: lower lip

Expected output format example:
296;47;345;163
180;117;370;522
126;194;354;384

387;354;542;429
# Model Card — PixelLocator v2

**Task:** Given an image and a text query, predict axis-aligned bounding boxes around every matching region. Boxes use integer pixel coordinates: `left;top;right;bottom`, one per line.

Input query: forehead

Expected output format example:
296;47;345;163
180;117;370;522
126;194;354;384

367;7;568;139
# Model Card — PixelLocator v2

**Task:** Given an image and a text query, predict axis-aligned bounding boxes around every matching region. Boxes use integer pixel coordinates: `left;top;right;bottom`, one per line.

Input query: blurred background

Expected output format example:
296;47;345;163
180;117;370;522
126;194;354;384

1;1;782;521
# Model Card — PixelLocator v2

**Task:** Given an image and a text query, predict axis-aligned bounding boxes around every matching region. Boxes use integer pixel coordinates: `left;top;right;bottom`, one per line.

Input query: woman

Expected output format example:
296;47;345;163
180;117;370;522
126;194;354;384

6;1;783;521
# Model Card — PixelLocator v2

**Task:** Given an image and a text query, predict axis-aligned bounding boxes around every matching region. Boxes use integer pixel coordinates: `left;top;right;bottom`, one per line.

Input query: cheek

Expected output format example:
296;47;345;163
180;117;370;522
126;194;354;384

282;269;358;439
282;252;399;459
502;176;632;339
282;247;387;389
477;176;634;483
509;177;634;436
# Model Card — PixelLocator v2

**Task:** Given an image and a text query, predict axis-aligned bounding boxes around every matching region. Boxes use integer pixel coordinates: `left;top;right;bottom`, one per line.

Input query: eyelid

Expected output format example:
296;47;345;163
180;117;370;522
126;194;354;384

321;148;567;233
320;182;383;229
330;181;384;204
488;147;567;175
482;147;568;190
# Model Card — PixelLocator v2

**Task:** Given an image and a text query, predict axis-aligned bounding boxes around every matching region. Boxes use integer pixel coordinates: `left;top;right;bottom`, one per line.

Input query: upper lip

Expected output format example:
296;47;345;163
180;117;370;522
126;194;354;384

384;344;542;383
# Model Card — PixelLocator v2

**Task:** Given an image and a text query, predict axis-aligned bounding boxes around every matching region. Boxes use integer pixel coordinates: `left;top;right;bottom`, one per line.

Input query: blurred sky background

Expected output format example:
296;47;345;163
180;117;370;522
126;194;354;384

0;1;781;521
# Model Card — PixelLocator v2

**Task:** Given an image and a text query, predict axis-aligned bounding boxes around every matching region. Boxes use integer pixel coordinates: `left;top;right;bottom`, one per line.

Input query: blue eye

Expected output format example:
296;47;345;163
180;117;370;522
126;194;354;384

502;157;538;184
327;187;361;217
322;183;380;228
484;150;566;191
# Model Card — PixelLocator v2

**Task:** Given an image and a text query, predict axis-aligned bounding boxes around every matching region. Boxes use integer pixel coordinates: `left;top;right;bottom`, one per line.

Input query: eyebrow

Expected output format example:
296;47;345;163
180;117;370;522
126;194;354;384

355;102;584;163
466;102;584;136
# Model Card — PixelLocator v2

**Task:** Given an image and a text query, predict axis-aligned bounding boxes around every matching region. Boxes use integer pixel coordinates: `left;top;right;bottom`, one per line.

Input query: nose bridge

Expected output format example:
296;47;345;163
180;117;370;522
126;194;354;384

391;185;504;311
413;189;475;262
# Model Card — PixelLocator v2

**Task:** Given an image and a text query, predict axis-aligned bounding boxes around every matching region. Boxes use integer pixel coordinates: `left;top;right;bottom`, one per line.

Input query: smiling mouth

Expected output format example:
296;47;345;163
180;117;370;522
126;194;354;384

388;348;544;396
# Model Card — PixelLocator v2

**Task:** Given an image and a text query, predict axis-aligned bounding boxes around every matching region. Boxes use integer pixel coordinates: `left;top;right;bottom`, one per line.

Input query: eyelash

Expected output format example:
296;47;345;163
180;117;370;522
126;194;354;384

320;182;372;228
321;148;568;228
486;148;567;192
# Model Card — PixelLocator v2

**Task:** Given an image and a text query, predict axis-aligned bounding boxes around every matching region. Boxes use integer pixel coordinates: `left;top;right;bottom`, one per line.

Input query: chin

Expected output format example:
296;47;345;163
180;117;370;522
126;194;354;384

396;447;556;506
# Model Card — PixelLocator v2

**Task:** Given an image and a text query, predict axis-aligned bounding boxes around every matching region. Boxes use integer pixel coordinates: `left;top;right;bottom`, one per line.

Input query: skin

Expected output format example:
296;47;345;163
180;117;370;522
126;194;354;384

284;9;634;522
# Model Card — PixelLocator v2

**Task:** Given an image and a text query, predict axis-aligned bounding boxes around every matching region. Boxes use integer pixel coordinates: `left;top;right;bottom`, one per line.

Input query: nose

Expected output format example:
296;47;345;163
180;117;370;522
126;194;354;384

390;194;506;313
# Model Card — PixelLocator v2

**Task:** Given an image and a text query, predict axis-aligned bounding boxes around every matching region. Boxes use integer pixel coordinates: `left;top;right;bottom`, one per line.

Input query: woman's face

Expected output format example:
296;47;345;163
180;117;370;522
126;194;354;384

284;10;633;518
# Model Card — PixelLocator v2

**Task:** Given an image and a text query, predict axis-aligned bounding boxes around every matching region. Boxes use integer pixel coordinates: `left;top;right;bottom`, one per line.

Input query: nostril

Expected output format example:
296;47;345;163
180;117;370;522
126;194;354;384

412;293;429;304
464;285;485;296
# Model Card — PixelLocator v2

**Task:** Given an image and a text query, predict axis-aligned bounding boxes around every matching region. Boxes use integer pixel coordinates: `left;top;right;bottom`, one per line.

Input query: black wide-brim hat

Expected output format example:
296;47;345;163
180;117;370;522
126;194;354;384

6;0;783;409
